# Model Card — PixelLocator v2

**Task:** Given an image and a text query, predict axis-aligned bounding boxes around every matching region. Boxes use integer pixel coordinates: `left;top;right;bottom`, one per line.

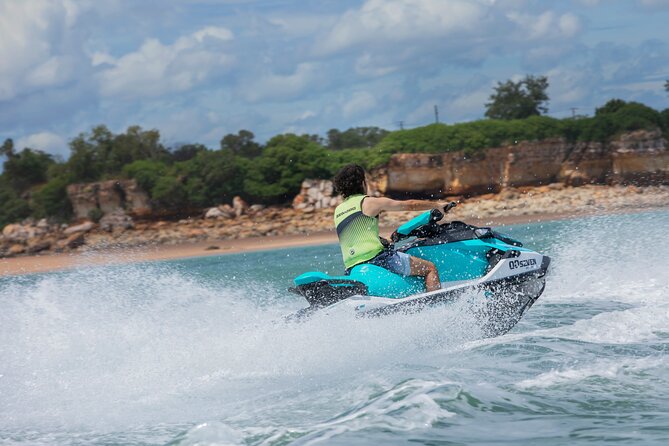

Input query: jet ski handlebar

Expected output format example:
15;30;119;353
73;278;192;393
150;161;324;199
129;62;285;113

390;201;458;242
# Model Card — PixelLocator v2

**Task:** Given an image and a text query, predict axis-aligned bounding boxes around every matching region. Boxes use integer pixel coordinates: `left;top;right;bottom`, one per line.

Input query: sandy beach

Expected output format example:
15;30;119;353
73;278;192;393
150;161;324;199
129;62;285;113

2;204;666;277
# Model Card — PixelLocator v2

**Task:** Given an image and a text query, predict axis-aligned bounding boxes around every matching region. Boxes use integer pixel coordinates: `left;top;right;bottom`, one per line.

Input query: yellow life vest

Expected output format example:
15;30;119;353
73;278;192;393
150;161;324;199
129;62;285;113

333;194;385;269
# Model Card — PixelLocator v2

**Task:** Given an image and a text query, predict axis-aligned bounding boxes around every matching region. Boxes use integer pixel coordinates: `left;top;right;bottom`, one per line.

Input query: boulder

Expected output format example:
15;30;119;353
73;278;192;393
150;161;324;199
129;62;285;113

58;232;86;250
8;244;26;256
292;179;338;210
63;221;95;235
27;238;52;254
99;210;134;232
3;224;32;242
205;207;225;219
217;204;236;218
233;196;249;217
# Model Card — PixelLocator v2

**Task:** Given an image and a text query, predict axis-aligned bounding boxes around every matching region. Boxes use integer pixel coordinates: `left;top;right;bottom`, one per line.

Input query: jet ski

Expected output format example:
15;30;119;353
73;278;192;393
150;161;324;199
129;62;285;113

288;205;551;337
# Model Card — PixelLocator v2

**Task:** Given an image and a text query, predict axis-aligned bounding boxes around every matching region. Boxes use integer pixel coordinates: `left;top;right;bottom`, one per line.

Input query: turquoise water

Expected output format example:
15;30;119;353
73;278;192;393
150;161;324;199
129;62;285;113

1;210;668;445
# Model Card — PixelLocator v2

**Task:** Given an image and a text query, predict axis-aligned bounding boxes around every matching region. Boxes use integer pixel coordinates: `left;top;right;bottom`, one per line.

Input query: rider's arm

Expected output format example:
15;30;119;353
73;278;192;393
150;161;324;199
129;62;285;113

362;197;446;217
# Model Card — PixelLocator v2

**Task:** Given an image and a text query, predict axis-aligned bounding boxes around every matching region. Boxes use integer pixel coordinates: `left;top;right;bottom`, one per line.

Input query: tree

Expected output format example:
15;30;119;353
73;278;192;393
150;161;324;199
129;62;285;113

31;176;73;221
243;134;332;203
220;130;262;158
3;148;54;192
64;125;169;182
485;75;550;120
327;127;389;149
0;177;31;227
171;143;207;162
1;138;14;157
595;99;627;116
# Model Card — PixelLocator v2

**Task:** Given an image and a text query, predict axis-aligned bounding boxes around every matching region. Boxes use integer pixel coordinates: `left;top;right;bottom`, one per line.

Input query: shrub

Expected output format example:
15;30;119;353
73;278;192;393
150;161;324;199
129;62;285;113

30;176;73;221
88;208;104;223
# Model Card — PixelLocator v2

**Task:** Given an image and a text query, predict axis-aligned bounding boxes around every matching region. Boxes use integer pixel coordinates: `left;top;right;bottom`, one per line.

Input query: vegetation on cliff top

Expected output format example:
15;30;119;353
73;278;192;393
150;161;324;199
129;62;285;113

1;99;668;227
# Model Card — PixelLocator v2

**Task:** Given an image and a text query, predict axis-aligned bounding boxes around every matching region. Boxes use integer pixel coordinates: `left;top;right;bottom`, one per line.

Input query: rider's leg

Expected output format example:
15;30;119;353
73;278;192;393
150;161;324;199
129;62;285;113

409;256;440;292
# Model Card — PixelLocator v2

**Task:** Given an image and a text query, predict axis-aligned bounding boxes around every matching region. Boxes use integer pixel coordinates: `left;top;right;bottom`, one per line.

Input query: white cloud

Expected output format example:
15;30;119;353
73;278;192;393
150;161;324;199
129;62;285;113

0;0;82;101
16;131;68;158
354;53;399;77
545;66;595;110
446;88;490;118
507;11;581;40
342;91;377;118
316;0;487;55
242;63;320;102
97;26;235;99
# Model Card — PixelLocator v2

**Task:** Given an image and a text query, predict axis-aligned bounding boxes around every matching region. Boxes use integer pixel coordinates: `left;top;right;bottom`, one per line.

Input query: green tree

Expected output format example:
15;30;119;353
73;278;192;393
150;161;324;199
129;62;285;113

175;149;246;205
1;138;14;157
0;176;31;227
171;143;207;162
485;75;550;120
243;134;332;203
220;130;262;158
65;125;168;182
31;176;73;221
3;147;54;192
151;176;189;211
123;159;168;193
595;99;628;116
327;127;389;150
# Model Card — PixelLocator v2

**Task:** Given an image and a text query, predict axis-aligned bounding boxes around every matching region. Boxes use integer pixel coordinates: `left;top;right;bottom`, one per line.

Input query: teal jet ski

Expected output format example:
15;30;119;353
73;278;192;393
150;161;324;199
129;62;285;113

289;206;550;337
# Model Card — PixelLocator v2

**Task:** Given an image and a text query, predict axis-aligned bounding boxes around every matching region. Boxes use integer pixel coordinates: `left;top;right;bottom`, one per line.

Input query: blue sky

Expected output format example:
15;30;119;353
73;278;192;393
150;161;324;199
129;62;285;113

1;0;668;159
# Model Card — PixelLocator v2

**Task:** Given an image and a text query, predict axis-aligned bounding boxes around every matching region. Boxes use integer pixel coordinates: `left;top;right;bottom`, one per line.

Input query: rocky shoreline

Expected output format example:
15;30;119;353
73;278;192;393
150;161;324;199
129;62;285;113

2;183;668;260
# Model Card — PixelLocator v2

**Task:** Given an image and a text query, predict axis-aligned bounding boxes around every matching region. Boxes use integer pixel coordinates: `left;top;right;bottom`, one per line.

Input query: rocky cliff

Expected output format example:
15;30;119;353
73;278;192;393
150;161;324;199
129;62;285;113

66;179;151;220
385;129;669;197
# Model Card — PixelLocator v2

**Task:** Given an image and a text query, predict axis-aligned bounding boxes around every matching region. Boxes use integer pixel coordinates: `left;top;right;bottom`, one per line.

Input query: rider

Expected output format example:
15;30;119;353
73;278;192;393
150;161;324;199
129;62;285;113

333;164;451;292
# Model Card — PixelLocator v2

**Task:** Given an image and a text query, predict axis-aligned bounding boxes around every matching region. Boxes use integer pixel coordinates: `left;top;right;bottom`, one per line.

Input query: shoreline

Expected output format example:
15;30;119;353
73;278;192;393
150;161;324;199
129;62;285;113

2;205;666;277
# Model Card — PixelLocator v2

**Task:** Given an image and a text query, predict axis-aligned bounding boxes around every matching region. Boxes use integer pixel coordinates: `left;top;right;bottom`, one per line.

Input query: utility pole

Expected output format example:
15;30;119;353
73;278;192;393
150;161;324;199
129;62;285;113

434;105;439;124
570;107;578;118
397;120;404;130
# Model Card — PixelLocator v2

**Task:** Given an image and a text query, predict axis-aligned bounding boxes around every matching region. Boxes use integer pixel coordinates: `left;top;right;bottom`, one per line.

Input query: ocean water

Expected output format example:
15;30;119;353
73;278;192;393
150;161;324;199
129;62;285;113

1;210;668;445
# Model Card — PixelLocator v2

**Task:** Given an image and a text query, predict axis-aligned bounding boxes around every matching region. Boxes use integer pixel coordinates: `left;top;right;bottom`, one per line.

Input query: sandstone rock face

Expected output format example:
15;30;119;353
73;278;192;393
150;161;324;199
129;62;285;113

385;130;669;196
610;129;669;184
67;179;151;220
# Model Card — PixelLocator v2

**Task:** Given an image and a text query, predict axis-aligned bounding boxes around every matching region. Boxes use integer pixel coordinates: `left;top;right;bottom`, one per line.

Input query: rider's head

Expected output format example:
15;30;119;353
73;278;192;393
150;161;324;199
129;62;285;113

334;164;367;198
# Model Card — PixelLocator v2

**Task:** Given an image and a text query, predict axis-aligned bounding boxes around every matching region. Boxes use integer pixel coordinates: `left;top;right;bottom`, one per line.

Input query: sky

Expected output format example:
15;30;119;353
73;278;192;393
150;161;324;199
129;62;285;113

1;0;668;159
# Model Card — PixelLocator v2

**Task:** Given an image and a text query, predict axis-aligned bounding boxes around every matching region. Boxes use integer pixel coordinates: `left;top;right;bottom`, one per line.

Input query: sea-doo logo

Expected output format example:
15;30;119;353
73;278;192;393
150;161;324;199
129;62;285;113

509;258;537;270
349;248;355;256
336;206;357;218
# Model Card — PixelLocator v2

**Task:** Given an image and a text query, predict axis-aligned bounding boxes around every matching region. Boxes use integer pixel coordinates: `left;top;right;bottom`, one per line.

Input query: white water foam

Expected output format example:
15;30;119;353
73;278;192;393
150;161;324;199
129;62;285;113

0;261;482;432
516;356;669;389
2;211;668;445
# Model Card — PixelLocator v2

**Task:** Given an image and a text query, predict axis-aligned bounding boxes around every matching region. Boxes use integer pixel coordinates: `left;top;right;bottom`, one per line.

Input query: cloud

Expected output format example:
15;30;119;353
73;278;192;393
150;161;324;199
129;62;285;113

506;11;581;39
0;0;84;101
15;131;68;158
241;63;323;102
316;0;487;55
97;26;235;99
341;91;378;118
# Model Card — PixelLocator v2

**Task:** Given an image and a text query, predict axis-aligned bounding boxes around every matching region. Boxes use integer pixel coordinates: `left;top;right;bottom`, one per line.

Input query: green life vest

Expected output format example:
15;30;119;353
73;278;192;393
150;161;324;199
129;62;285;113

334;194;385;269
